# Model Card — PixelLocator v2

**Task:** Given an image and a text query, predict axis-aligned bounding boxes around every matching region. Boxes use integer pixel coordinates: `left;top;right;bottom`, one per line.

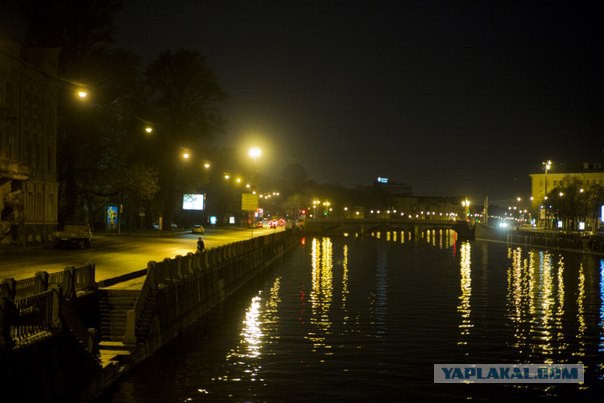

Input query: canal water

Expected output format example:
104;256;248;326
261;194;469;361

97;231;604;402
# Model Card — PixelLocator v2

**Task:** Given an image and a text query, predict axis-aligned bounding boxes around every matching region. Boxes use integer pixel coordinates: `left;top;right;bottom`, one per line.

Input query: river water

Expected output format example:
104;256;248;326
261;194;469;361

97;230;604;402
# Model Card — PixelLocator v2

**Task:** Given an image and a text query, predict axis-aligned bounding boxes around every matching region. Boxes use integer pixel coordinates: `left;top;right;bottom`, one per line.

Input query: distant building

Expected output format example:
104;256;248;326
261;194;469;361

529;161;604;210
367;177;460;219
373;176;412;196
0;41;60;245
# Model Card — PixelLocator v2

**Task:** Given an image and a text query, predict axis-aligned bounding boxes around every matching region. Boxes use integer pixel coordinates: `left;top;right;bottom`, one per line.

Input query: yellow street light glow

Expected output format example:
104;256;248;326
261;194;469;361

248;146;262;159
145;126;153;134
203;162;210;169
77;89;88;99
182;152;190;160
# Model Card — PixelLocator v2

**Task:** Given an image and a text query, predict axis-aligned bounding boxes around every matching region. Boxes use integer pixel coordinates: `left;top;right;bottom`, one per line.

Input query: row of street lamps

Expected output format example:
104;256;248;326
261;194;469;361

75;85;268;221
72;87;569;229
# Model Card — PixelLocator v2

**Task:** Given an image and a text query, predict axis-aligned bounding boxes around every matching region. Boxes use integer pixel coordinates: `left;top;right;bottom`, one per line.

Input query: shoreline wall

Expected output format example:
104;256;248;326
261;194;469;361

1;230;302;402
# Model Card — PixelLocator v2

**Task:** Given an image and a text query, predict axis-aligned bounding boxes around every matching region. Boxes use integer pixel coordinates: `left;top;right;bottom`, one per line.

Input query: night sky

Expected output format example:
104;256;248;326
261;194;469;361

3;1;604;204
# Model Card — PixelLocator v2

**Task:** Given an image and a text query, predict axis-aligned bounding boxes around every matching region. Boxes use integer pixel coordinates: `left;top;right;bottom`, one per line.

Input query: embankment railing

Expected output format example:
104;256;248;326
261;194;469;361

0;286;96;354
123;231;296;345
0;264;97;351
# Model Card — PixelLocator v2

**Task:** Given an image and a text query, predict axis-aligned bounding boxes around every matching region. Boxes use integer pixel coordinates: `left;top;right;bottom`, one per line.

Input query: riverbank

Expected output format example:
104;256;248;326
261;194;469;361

475;224;604;256
1;230;301;402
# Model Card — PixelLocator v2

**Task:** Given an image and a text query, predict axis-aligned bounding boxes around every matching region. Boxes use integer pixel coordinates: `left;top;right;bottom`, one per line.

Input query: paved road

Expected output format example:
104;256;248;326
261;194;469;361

0;226;283;282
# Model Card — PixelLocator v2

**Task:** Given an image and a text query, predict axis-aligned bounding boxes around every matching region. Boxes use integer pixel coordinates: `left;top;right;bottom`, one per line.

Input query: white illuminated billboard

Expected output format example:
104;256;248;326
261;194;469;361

183;194;205;210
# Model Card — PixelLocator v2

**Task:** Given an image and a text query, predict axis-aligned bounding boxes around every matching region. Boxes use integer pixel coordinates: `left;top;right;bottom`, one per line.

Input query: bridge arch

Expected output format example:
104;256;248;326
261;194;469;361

304;218;475;240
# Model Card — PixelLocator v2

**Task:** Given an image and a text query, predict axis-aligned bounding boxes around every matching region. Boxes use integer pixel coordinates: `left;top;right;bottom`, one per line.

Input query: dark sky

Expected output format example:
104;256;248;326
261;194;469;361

3;1;604;203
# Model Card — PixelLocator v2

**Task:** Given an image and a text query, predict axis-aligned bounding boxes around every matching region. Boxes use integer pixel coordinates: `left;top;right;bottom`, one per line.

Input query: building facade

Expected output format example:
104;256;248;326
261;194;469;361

0;41;59;245
529;161;604;229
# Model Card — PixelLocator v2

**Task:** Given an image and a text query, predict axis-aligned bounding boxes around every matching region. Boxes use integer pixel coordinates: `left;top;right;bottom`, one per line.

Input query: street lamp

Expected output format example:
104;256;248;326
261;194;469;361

542;160;552;198
248;146;262;187
246;147;262;229
76;89;88;99
312;199;320;218
462;198;470;220
248;146;262;160
322;201;331;217
542;160;552;227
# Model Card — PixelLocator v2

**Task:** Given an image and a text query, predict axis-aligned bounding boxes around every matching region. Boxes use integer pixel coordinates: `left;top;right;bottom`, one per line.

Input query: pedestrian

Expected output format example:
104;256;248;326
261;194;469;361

197;237;205;253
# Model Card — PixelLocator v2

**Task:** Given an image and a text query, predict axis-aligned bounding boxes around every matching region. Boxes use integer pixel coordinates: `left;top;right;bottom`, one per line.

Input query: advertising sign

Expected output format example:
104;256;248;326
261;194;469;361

106;204;119;230
241;193;259;211
183;194;205;210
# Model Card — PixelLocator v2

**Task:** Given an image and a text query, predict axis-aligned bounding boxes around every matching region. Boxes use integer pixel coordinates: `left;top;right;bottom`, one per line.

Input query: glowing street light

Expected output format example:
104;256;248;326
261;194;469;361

76;89;88;99
248;146;262;160
542;160;552;228
312;199;320;218
461;198;471;220
247;146;262;196
542;160;552;198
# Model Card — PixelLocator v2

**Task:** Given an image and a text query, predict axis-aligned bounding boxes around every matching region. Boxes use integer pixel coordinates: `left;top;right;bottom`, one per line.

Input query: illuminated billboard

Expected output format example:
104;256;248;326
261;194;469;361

183;194;205;210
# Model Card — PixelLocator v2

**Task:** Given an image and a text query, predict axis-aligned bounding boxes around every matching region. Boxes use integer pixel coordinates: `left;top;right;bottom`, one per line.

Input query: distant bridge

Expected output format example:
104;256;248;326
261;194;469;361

303;218;475;240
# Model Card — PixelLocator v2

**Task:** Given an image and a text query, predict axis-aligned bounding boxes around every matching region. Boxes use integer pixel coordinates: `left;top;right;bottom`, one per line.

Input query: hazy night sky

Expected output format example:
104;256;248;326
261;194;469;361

3;1;604;203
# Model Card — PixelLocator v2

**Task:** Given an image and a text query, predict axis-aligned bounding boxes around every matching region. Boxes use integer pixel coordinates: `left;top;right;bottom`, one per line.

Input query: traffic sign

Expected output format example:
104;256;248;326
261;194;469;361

241;193;259;211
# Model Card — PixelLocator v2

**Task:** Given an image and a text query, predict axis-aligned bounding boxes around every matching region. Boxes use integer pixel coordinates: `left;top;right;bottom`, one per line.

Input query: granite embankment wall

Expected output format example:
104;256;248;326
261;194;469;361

0;230;301;402
475;224;604;255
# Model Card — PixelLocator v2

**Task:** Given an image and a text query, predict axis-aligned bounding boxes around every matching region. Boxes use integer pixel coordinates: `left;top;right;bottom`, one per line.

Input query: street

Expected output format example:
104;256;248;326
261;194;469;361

0;226;283;282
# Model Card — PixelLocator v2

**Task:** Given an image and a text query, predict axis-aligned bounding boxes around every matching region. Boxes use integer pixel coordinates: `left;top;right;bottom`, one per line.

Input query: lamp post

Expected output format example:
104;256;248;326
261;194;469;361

542;160;552;228
542;160;552;198
248;147;261;193
312;199;320;219
462;198;470;221
247;147;262;234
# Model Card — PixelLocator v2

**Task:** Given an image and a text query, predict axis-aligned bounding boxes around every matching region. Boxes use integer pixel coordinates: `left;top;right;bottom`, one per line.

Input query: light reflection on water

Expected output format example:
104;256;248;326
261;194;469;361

215;276;282;386
505;248;567;361
306;237;334;356
99;233;604;402
457;241;472;348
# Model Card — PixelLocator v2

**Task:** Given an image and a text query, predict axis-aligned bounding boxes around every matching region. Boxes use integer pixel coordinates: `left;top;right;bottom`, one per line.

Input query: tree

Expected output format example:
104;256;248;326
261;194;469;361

546;175;603;231
282;193;305;219
143;49;227;229
585;184;604;230
112;163;160;230
20;0;141;226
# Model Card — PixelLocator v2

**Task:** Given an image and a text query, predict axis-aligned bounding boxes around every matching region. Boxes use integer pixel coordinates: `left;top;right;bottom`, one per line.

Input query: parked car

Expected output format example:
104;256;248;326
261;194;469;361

53;223;92;249
192;224;205;234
